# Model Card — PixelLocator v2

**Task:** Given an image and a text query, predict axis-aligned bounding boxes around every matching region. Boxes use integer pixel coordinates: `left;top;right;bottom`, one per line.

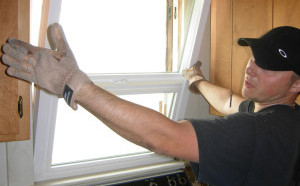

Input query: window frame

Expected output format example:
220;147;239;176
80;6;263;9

34;0;211;183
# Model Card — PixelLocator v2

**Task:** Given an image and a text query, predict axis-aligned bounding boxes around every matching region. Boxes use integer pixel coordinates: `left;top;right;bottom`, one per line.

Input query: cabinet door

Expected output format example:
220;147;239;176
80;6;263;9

210;0;272;115
273;0;300;103
0;0;30;142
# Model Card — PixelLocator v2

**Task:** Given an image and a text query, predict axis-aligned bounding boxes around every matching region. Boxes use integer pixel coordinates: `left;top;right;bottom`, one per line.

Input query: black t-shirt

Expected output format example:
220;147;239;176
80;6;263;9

189;100;300;186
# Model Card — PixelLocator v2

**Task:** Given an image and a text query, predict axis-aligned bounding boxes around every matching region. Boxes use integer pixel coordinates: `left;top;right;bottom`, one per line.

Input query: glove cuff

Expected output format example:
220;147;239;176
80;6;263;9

189;76;205;94
63;70;91;110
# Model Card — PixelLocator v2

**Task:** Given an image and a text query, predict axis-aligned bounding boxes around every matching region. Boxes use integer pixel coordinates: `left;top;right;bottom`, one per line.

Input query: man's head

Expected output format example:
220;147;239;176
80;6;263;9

242;57;299;104
238;26;300;104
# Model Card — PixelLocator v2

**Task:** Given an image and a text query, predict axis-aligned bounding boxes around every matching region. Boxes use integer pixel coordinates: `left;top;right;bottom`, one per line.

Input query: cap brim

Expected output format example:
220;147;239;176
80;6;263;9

238;38;259;46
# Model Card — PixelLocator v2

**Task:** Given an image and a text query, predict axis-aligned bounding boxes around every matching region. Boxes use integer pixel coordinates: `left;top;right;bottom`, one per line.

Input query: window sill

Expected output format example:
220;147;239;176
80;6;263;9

34;161;185;186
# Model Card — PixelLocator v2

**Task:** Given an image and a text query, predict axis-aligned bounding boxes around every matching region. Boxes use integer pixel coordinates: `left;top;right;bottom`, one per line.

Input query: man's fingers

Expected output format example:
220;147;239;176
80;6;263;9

2;44;35;65
3;43;25;60
194;61;202;69
2;53;36;73
8;37;37;55
49;23;71;55
6;67;35;83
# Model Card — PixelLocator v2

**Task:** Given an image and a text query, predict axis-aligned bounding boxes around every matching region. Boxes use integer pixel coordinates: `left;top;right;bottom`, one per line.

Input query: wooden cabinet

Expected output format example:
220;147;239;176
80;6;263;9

0;0;30;142
210;0;300;115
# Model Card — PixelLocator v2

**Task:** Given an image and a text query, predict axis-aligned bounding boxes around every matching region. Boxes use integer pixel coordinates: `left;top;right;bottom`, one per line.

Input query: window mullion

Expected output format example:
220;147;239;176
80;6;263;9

89;73;184;87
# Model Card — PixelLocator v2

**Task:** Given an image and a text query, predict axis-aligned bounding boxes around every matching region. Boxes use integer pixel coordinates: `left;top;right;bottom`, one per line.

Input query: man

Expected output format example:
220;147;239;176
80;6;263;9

1;24;300;185
184;26;300;185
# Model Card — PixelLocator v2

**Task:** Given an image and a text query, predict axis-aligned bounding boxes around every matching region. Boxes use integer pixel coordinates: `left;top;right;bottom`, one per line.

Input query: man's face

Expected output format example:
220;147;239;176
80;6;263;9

242;57;295;104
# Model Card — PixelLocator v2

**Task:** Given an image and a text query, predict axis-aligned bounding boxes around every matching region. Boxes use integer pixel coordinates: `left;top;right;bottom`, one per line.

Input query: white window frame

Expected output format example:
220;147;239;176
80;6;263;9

34;0;211;184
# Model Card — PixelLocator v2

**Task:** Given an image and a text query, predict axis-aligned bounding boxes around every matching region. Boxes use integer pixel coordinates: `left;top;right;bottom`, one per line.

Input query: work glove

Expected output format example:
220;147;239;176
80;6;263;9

182;61;206;94
1;23;91;110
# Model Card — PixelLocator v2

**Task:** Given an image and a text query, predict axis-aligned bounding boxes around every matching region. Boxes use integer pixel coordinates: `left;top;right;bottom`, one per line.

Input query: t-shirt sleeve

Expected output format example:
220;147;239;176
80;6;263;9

239;100;254;113
189;113;256;186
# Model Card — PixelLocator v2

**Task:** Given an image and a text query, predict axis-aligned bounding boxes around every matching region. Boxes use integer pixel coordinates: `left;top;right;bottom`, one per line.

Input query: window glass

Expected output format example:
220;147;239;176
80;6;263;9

52;92;176;165
59;0;193;73
59;0;167;73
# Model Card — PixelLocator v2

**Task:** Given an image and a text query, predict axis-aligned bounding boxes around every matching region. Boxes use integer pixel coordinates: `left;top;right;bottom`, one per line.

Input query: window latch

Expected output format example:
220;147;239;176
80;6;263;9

174;7;177;19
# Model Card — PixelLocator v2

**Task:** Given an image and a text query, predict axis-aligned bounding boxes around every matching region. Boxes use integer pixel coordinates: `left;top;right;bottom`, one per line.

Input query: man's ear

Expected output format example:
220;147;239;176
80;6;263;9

290;79;300;94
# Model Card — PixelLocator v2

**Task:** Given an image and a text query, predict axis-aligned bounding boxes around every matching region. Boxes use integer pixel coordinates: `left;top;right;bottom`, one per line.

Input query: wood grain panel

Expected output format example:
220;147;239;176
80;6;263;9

273;0;300;104
0;0;30;142
0;0;19;135
273;0;300;27
16;0;31;141
210;0;232;116
232;0;273;95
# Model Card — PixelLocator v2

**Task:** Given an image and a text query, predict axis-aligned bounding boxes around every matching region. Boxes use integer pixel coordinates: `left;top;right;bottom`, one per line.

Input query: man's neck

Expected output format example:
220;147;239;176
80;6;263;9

253;95;297;112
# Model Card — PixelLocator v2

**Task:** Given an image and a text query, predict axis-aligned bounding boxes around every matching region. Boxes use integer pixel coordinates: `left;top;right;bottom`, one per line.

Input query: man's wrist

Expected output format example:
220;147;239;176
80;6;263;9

188;76;206;94
189;76;205;85
193;77;206;86
64;70;92;110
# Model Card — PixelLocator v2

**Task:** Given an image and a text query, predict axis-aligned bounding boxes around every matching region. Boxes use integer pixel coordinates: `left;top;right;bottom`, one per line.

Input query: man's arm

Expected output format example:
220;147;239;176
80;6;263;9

183;61;245;115
76;83;199;162
194;80;245;115
2;23;200;162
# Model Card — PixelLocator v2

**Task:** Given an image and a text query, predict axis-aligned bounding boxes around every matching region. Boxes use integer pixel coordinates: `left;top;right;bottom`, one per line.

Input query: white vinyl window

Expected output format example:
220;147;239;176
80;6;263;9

33;0;210;184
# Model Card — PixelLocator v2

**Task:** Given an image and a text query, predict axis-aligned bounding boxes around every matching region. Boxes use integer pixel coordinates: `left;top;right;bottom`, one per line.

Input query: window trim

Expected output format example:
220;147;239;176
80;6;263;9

34;0;211;183
174;0;211;121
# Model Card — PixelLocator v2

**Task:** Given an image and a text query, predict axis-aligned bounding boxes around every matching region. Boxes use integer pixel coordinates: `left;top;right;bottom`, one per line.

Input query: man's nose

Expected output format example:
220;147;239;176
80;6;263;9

245;58;258;76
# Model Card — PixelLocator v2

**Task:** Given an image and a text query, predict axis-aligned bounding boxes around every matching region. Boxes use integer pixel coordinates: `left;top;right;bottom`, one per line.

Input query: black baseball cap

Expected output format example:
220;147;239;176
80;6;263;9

238;26;300;76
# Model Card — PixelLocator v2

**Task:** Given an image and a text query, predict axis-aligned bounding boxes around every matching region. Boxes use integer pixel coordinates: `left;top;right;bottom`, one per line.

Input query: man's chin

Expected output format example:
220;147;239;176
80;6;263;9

242;88;253;100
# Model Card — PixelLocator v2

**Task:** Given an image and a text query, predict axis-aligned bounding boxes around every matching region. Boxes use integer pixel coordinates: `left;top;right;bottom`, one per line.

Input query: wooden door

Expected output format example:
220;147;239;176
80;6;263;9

0;0;30;142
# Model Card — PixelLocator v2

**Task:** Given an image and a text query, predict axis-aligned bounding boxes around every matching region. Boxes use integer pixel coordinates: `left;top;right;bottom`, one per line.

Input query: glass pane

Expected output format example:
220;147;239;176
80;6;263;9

52;92;176;165
59;0;166;73
58;0;194;73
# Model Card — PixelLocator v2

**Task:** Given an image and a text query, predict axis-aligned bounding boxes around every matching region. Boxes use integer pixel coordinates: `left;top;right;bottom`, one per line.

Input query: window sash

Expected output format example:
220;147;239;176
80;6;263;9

34;0;211;183
34;83;182;181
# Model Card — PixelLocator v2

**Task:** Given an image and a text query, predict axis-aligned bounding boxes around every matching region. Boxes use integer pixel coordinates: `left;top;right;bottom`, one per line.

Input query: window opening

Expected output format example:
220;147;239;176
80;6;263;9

33;0;210;182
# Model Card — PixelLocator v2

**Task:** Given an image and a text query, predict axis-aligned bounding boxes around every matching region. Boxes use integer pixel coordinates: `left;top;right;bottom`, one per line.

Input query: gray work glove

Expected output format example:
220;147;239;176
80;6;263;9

182;61;206;94
1;23;91;110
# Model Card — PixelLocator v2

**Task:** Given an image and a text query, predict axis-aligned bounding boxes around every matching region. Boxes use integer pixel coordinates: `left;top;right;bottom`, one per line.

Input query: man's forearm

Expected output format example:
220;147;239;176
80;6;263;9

194;80;245;115
75;82;199;162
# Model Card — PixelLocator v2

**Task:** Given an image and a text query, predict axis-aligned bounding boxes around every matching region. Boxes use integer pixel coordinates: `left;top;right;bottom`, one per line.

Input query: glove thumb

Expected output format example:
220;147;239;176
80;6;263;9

48;23;72;57
192;60;202;70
